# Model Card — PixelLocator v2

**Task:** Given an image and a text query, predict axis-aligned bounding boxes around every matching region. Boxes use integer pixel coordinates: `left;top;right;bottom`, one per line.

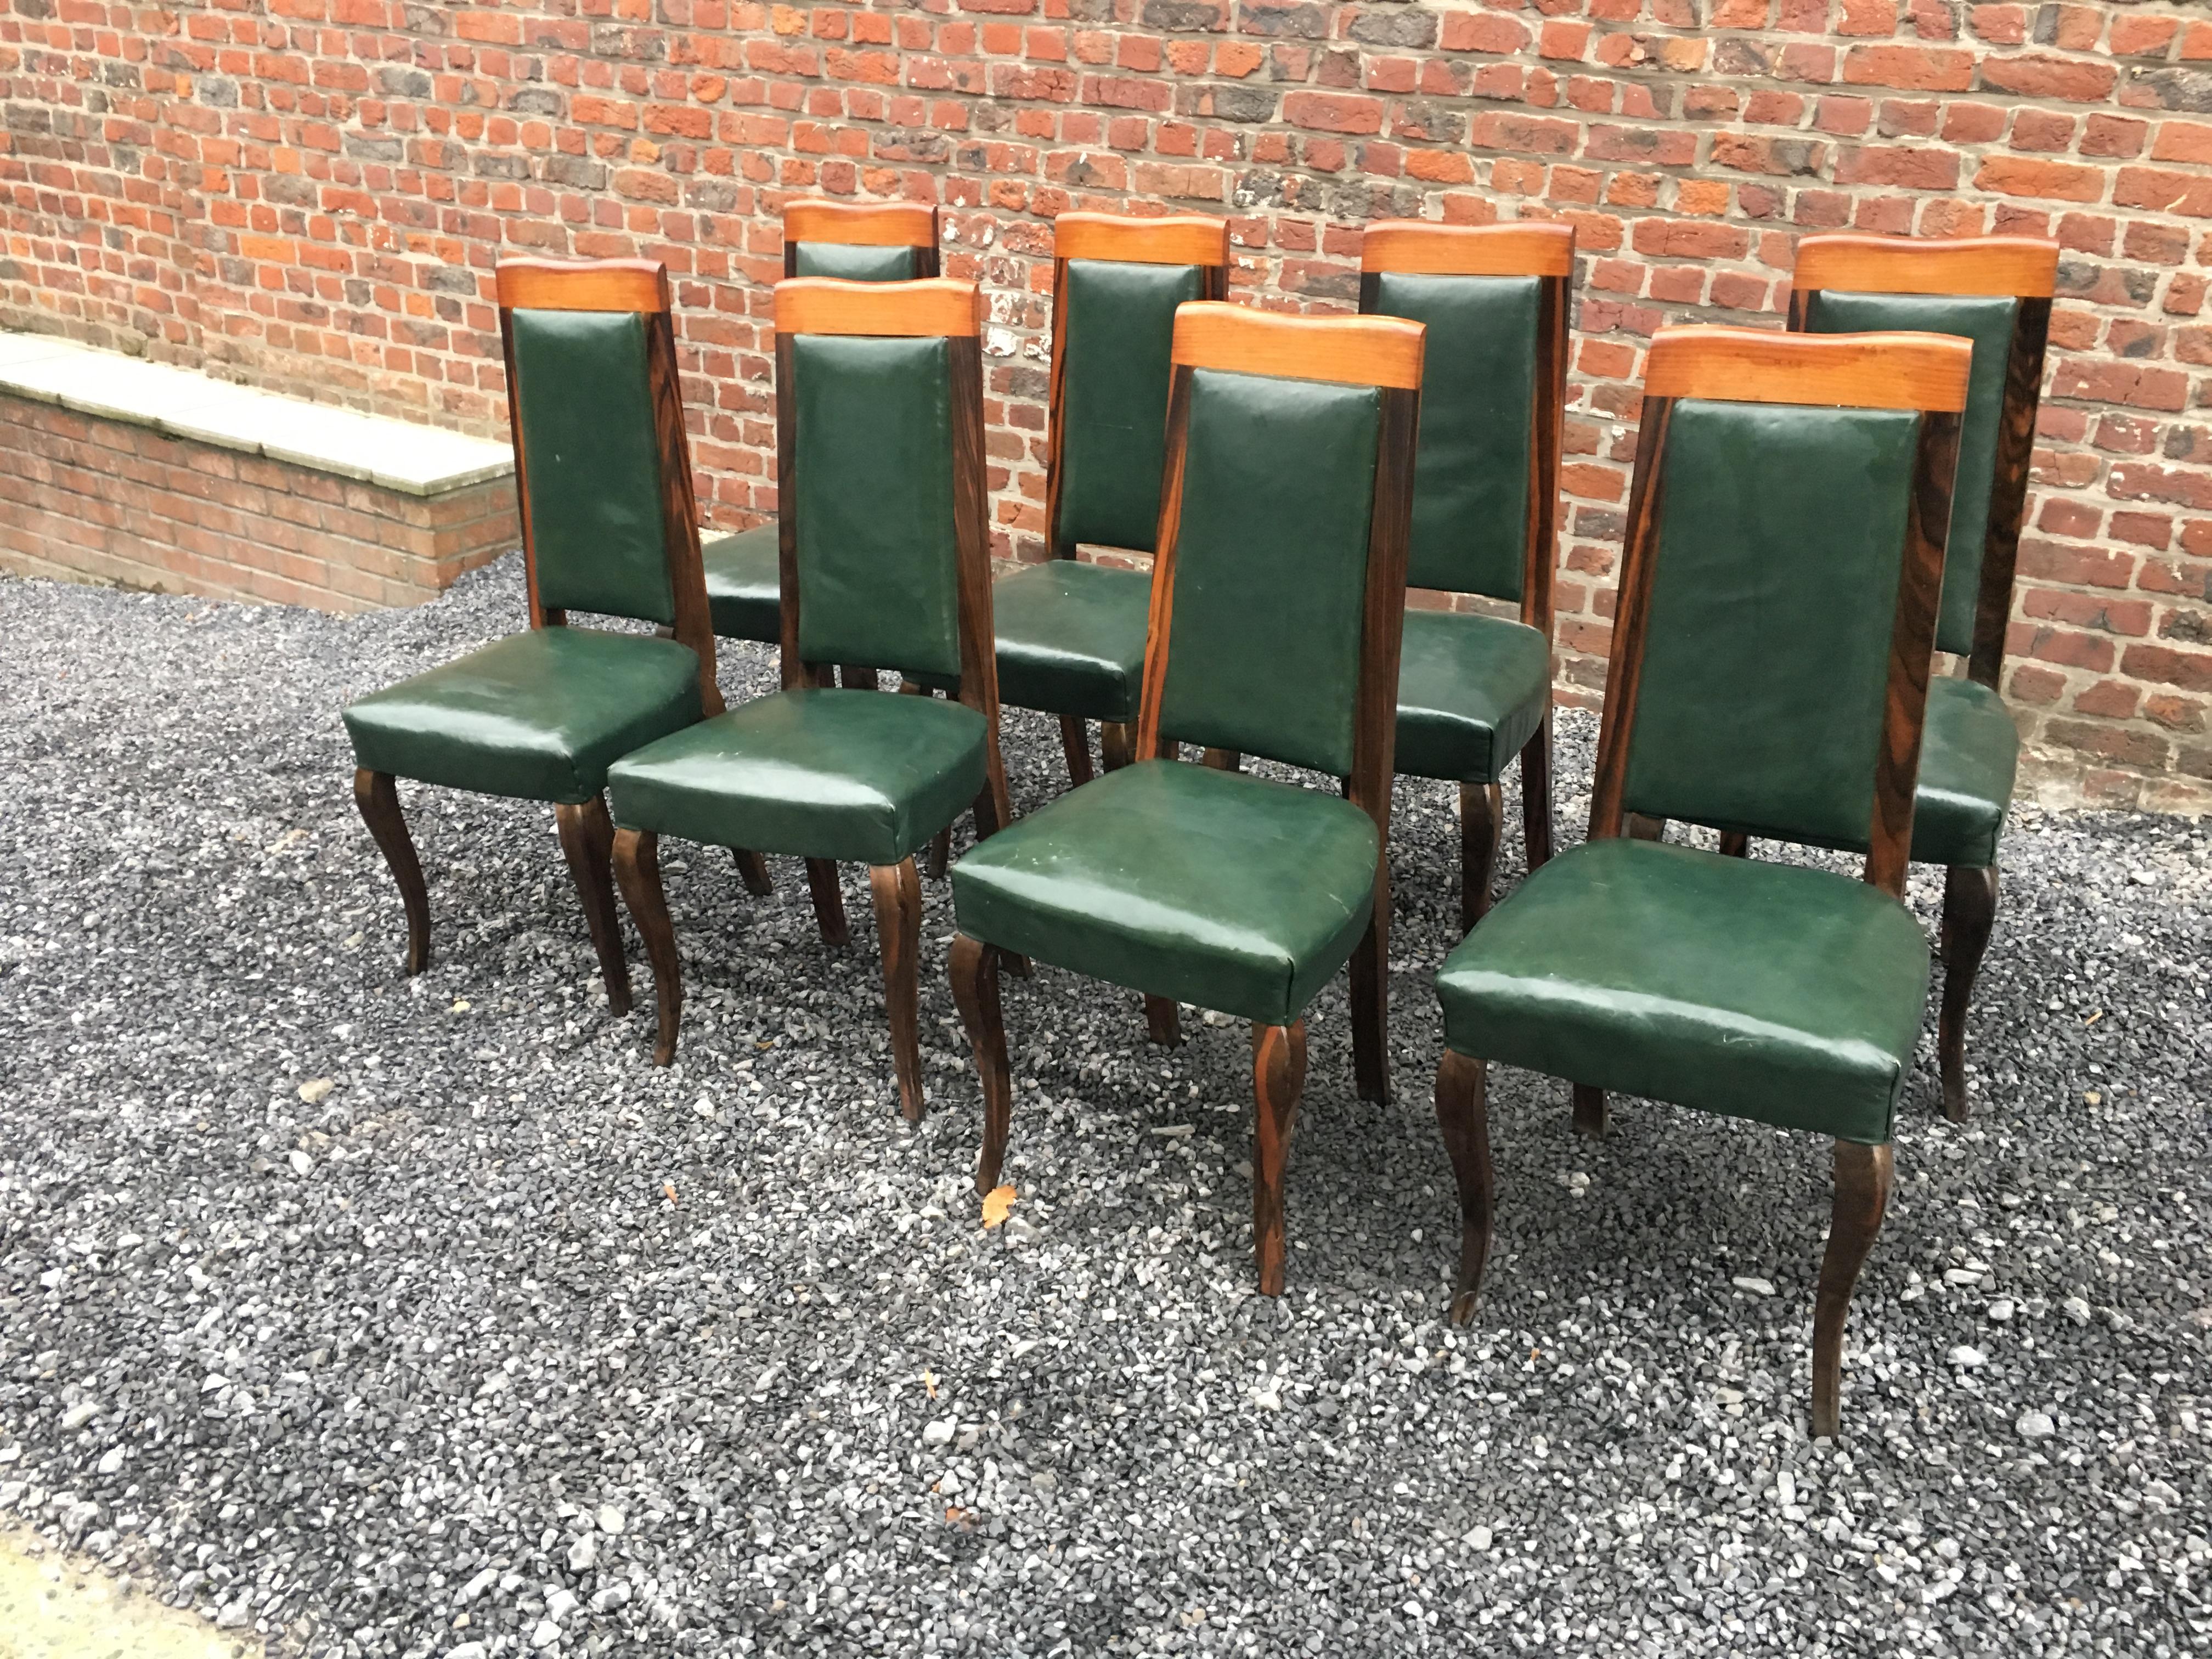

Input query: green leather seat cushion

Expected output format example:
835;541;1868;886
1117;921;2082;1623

1436;837;1929;1144
607;687;986;866
343;628;703;806
1911;676;2018;869
951;759;1379;1025
1393;608;1550;783
989;559;1150;721
702;524;780;644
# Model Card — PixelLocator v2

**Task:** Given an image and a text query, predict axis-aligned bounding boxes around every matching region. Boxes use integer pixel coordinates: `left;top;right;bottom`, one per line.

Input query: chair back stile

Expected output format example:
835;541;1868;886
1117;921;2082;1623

782;200;941;281
1587;328;1972;898
494;256;721;718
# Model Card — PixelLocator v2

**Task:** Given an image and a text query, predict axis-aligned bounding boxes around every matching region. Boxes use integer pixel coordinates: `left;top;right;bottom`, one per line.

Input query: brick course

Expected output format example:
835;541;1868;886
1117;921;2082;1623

1;0;2208;809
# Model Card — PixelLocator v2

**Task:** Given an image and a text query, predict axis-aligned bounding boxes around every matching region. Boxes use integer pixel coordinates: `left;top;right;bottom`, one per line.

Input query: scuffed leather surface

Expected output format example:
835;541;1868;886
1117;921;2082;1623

1621;399;1922;851
511;309;676;625
791;334;964;679
1157;368;1381;777
1368;270;1539;601
702;524;781;643
1436;837;1928;1143
952;760;1379;1024
1807;291;2017;658
1056;259;1203;552
793;242;919;281
345;628;702;805
606;687;986;865
1393;608;1550;783
1911;675;2018;868
992;560;1150;720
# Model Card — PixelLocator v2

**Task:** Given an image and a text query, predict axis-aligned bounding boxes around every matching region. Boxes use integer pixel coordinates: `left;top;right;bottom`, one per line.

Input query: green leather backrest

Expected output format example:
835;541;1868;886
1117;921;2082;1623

1054;258;1206;552
789;332;964;679
1620;399;1923;850
510;308;677;626
1366;270;1539;601
1157;367;1381;777
1803;291;2017;657
793;242;921;281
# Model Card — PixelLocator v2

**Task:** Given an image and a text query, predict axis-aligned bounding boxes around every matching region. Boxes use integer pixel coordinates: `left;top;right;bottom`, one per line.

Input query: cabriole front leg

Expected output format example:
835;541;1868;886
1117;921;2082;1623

352;768;430;974
612;827;682;1065
554;794;631;1014
1251;1019;1308;1296
1938;864;1999;1123
1812;1140;1893;1438
950;934;1013;1193
1434;1048;1493;1324
869;857;925;1122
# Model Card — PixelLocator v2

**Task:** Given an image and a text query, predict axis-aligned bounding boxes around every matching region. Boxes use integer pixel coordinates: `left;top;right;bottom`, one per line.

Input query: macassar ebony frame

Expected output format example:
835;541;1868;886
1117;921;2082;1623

1359;219;1573;929
953;302;1424;1299
781;199;942;278
1434;324;1972;1436
1787;234;2058;1125
351;257;721;1012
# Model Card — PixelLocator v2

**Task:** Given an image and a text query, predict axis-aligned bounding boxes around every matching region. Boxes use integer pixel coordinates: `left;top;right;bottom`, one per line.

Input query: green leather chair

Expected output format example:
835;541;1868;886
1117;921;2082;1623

1790;235;2057;1122
606;278;1015;1123
343;258;722;1012
1429;325;1973;1436
1360;220;1571;932
947;302;1425;1296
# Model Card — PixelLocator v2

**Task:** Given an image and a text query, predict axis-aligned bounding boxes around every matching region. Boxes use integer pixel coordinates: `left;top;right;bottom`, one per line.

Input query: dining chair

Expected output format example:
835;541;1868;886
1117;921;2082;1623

1788;234;2056;1121
343;258;720;1010
1429;325;1971;1436
605;278;1014;1122
947;302;1424;1295
1360;220;1570;931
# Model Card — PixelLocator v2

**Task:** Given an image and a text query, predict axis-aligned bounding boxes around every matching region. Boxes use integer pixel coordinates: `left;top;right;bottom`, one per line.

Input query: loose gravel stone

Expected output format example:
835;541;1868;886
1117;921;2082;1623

0;560;2207;1657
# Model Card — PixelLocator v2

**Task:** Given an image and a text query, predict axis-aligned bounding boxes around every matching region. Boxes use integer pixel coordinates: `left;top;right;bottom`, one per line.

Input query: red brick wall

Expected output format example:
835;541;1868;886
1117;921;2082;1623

2;0;2208;808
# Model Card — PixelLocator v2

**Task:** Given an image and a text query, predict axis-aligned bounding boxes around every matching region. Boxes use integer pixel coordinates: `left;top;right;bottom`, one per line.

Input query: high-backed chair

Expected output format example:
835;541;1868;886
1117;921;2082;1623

1360;221;1570;930
947;303;1423;1295
1788;235;2056;1121
1428;327;1970;1435
343;258;719;1009
605;279;1013;1122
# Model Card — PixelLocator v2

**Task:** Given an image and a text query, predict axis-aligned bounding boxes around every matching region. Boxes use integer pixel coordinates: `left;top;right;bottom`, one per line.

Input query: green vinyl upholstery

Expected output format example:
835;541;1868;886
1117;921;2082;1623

1157;368;1382;776
606;687;985;866
344;628;703;805
1911;675;2018;868
701;523;781;643
510;309;677;626
1621;399;1923;850
1802;291;2017;659
791;332;964;680
1393;609;1550;784
793;242;921;281
1434;837;1928;1143
1054;258;1205;553
990;558;1152;721
951;760;1379;1024
1365;271;1539;602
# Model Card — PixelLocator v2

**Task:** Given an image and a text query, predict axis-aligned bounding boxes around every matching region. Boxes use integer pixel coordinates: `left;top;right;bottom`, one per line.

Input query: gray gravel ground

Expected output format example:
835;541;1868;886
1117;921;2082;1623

0;558;2206;1659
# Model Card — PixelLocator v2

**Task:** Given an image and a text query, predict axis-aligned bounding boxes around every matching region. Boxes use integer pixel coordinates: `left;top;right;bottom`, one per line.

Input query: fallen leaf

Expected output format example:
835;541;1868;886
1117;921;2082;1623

981;1185;1016;1228
663;1181;680;1207
923;1369;938;1401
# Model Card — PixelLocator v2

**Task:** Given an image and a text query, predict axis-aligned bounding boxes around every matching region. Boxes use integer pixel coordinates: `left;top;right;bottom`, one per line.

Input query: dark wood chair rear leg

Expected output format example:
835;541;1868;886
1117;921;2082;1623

1461;779;1504;933
839;664;876;690
1434;1048;1493;1324
612;827;681;1065
805;859;851;946
731;847;775;895
1938;863;1999;1124
1519;715;1554;871
1201;748;1240;771
1058;716;1094;788
1572;1082;1609;1139
1717;831;1750;858
1100;721;1135;772
1351;882;1389;1103
554;794;631;1014
1625;813;1667;842
1812;1140;1893;1438
1251;1019;1308;1296
869;857;926;1122
950;934;1013;1191
352;769;430;974
1144;995;1182;1045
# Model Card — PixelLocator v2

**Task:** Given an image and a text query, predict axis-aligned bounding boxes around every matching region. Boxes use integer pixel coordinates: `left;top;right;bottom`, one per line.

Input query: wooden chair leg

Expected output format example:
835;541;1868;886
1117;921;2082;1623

869;858;926;1122
1812;1140;1893;1438
804;859;850;946
554;794;631;1015
612;828;681;1065
1434;1048;1493;1324
731;847;774;895
1572;1082;1609;1139
949;934;1013;1192
1144;995;1182;1045
1058;715;1094;789
1519;715;1554;872
839;664;876;690
1625;812;1667;842
1099;720;1134;772
1350;877;1389;1103
1717;831;1750;858
352;768;430;974
1938;864;1998;1124
1200;748;1240;771
926;826;951;882
1460;779;1504;933
1251;1019;1307;1297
